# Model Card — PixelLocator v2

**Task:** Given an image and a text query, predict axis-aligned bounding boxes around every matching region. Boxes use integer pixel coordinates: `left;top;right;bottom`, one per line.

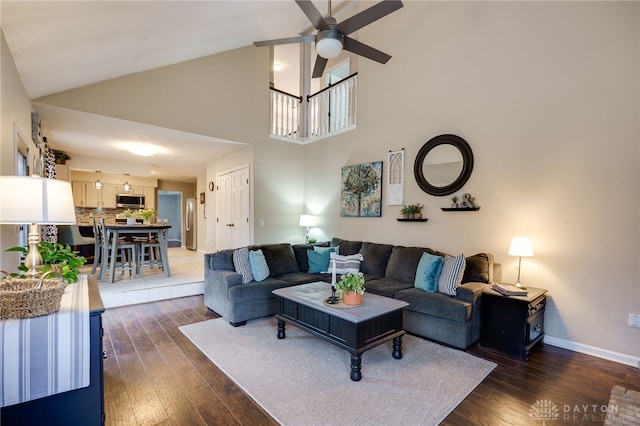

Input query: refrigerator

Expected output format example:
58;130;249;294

185;197;196;250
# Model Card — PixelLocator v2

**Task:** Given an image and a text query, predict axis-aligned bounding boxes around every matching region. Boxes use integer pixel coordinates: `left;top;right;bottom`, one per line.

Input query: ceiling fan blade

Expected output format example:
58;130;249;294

254;34;316;47
337;0;403;35
343;37;392;64
295;0;329;31
312;56;328;78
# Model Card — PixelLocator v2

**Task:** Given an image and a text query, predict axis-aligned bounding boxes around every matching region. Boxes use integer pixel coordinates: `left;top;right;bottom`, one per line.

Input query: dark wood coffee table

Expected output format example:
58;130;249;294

272;281;409;381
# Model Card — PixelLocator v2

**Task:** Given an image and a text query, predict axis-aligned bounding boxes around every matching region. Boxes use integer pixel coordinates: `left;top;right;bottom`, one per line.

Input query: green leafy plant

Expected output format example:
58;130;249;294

400;203;423;215
122;209;135;218
451;195;459;204
336;272;366;295
6;242;86;283
136;208;154;223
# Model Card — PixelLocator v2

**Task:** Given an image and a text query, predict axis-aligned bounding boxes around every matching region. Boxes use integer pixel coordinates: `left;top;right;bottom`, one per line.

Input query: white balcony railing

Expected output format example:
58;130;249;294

270;73;357;143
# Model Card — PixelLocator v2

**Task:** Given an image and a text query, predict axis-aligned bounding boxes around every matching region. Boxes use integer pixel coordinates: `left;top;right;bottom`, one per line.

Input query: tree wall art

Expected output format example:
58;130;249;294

340;161;383;217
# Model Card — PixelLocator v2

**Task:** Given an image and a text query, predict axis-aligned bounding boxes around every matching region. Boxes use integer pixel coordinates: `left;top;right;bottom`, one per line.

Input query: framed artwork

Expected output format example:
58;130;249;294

387;149;404;205
200;192;205;204
340;161;383;217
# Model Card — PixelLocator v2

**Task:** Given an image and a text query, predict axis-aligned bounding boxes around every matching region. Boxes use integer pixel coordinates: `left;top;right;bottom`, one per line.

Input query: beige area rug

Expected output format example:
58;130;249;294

180;317;496;426
88;247;204;295
604;386;640;426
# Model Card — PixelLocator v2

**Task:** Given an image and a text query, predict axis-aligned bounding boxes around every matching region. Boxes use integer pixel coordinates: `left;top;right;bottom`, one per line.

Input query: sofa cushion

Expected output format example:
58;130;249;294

233;247;253;284
438;254;466;296
359;242;394;276
292;244;314;272
331;237;362;255
364;277;413;298
462;253;494;284
292;242;330;272
414;252;443;293
273;272;330;286
260;244;300;276
227;277;292;303
249;249;270;281
211;250;234;270
384;246;443;283
395;287;472;323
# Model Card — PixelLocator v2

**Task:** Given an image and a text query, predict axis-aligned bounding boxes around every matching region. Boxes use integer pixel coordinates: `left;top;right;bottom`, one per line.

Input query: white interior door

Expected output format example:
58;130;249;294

216;172;233;250
231;167;250;248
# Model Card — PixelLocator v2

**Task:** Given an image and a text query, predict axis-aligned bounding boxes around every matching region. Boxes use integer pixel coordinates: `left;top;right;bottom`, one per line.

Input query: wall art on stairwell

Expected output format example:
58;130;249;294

340;161;383;217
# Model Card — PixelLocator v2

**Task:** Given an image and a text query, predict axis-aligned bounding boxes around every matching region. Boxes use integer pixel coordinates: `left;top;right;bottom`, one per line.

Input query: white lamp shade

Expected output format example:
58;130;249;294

299;214;317;227
508;236;534;257
0;176;76;224
316;37;343;59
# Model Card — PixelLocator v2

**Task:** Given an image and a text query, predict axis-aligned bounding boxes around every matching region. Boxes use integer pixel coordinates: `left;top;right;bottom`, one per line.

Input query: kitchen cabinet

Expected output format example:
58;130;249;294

72;181;118;208
131;185;156;209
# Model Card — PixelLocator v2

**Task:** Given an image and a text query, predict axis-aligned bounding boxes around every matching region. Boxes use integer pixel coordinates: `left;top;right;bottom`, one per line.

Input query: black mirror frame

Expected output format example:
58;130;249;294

413;134;474;196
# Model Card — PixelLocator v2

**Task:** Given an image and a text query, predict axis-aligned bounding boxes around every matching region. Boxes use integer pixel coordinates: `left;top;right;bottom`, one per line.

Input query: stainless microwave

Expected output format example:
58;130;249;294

116;194;145;209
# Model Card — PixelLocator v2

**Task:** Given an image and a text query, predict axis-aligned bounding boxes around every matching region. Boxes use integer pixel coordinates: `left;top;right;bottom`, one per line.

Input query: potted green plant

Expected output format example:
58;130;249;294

336;272;365;305
6;241;86;283
451;195;459;208
412;203;424;219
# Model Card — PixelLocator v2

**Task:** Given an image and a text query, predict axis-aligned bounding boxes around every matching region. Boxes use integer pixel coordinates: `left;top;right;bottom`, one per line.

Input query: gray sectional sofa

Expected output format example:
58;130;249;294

204;237;501;349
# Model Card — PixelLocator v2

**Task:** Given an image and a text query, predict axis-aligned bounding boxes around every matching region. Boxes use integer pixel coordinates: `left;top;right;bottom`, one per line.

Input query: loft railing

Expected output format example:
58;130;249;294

269;88;302;139
269;73;358;142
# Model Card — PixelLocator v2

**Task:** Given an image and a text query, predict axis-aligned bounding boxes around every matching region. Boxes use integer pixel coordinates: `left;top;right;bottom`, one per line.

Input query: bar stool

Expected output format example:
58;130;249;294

96;218;137;280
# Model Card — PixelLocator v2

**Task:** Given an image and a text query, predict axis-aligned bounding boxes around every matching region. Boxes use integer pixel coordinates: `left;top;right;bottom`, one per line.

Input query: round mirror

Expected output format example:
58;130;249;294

414;134;474;196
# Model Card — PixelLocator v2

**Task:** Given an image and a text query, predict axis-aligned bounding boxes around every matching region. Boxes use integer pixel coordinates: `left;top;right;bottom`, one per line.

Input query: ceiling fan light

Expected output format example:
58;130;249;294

316;35;343;59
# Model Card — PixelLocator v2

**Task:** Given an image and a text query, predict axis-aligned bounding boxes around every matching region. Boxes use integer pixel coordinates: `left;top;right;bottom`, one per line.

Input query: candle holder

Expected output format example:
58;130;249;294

326;285;339;304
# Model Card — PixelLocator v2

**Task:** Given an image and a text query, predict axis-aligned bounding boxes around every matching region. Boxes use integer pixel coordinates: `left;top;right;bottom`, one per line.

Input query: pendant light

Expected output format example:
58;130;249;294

122;173;131;191
93;171;103;189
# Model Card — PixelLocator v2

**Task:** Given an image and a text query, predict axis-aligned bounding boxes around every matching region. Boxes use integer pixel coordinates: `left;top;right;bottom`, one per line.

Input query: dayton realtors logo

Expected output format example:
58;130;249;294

529;398;629;424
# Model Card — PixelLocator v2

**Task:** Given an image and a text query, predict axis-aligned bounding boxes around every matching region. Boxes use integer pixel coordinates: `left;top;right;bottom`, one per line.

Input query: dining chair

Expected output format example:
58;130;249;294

57;224;96;264
96;218;137;280
136;234;163;277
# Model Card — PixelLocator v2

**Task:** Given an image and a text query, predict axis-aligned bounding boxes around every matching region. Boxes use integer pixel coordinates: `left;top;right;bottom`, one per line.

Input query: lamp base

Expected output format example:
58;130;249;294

514;281;527;290
24;223;42;279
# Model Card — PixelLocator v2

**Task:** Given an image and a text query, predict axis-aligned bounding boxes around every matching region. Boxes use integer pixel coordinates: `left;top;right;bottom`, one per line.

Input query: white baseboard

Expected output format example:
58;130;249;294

544;335;640;368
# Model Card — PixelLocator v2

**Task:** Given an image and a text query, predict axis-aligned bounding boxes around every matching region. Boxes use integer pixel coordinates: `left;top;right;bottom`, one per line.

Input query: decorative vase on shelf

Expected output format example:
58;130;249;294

342;291;362;306
414;212;422;219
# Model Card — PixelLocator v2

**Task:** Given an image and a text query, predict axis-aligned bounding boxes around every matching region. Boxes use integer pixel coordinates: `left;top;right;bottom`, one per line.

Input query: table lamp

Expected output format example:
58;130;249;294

508;236;534;288
0;176;77;278
299;214;316;243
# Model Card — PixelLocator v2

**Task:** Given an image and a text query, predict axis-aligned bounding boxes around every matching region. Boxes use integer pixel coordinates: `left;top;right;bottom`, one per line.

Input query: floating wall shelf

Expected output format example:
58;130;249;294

396;218;429;222
441;207;480;212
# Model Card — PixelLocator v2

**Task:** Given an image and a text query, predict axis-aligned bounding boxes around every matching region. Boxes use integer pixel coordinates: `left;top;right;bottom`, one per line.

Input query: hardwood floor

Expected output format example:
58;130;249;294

103;295;640;426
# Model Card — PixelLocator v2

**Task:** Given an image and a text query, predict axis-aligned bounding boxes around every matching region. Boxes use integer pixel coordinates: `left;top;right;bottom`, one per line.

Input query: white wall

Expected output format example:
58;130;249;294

0;30;39;271
304;1;640;362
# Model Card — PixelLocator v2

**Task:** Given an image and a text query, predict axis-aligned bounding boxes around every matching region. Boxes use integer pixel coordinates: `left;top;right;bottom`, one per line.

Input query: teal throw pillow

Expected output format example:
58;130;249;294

314;245;339;255
248;249;270;282
307;247;337;273
414;252;443;293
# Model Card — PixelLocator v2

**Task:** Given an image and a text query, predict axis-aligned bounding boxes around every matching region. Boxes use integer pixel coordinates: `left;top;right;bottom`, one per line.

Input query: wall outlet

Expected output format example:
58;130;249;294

629;314;640;328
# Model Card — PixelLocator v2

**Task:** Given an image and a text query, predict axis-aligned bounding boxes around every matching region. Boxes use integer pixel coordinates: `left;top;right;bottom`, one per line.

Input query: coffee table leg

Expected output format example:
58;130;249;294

392;336;403;359
277;319;286;339
350;353;362;381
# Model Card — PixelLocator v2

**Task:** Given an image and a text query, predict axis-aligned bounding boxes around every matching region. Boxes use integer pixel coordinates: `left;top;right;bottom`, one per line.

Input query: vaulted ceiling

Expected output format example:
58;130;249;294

2;1;357;181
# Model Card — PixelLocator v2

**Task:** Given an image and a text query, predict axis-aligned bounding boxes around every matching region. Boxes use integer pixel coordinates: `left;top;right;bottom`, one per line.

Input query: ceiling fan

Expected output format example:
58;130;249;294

254;0;403;78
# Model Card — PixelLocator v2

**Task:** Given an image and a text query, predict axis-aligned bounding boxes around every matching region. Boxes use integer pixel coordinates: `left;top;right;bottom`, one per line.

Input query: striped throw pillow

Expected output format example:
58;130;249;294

233;247;254;284
438;254;466;296
328;253;364;275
